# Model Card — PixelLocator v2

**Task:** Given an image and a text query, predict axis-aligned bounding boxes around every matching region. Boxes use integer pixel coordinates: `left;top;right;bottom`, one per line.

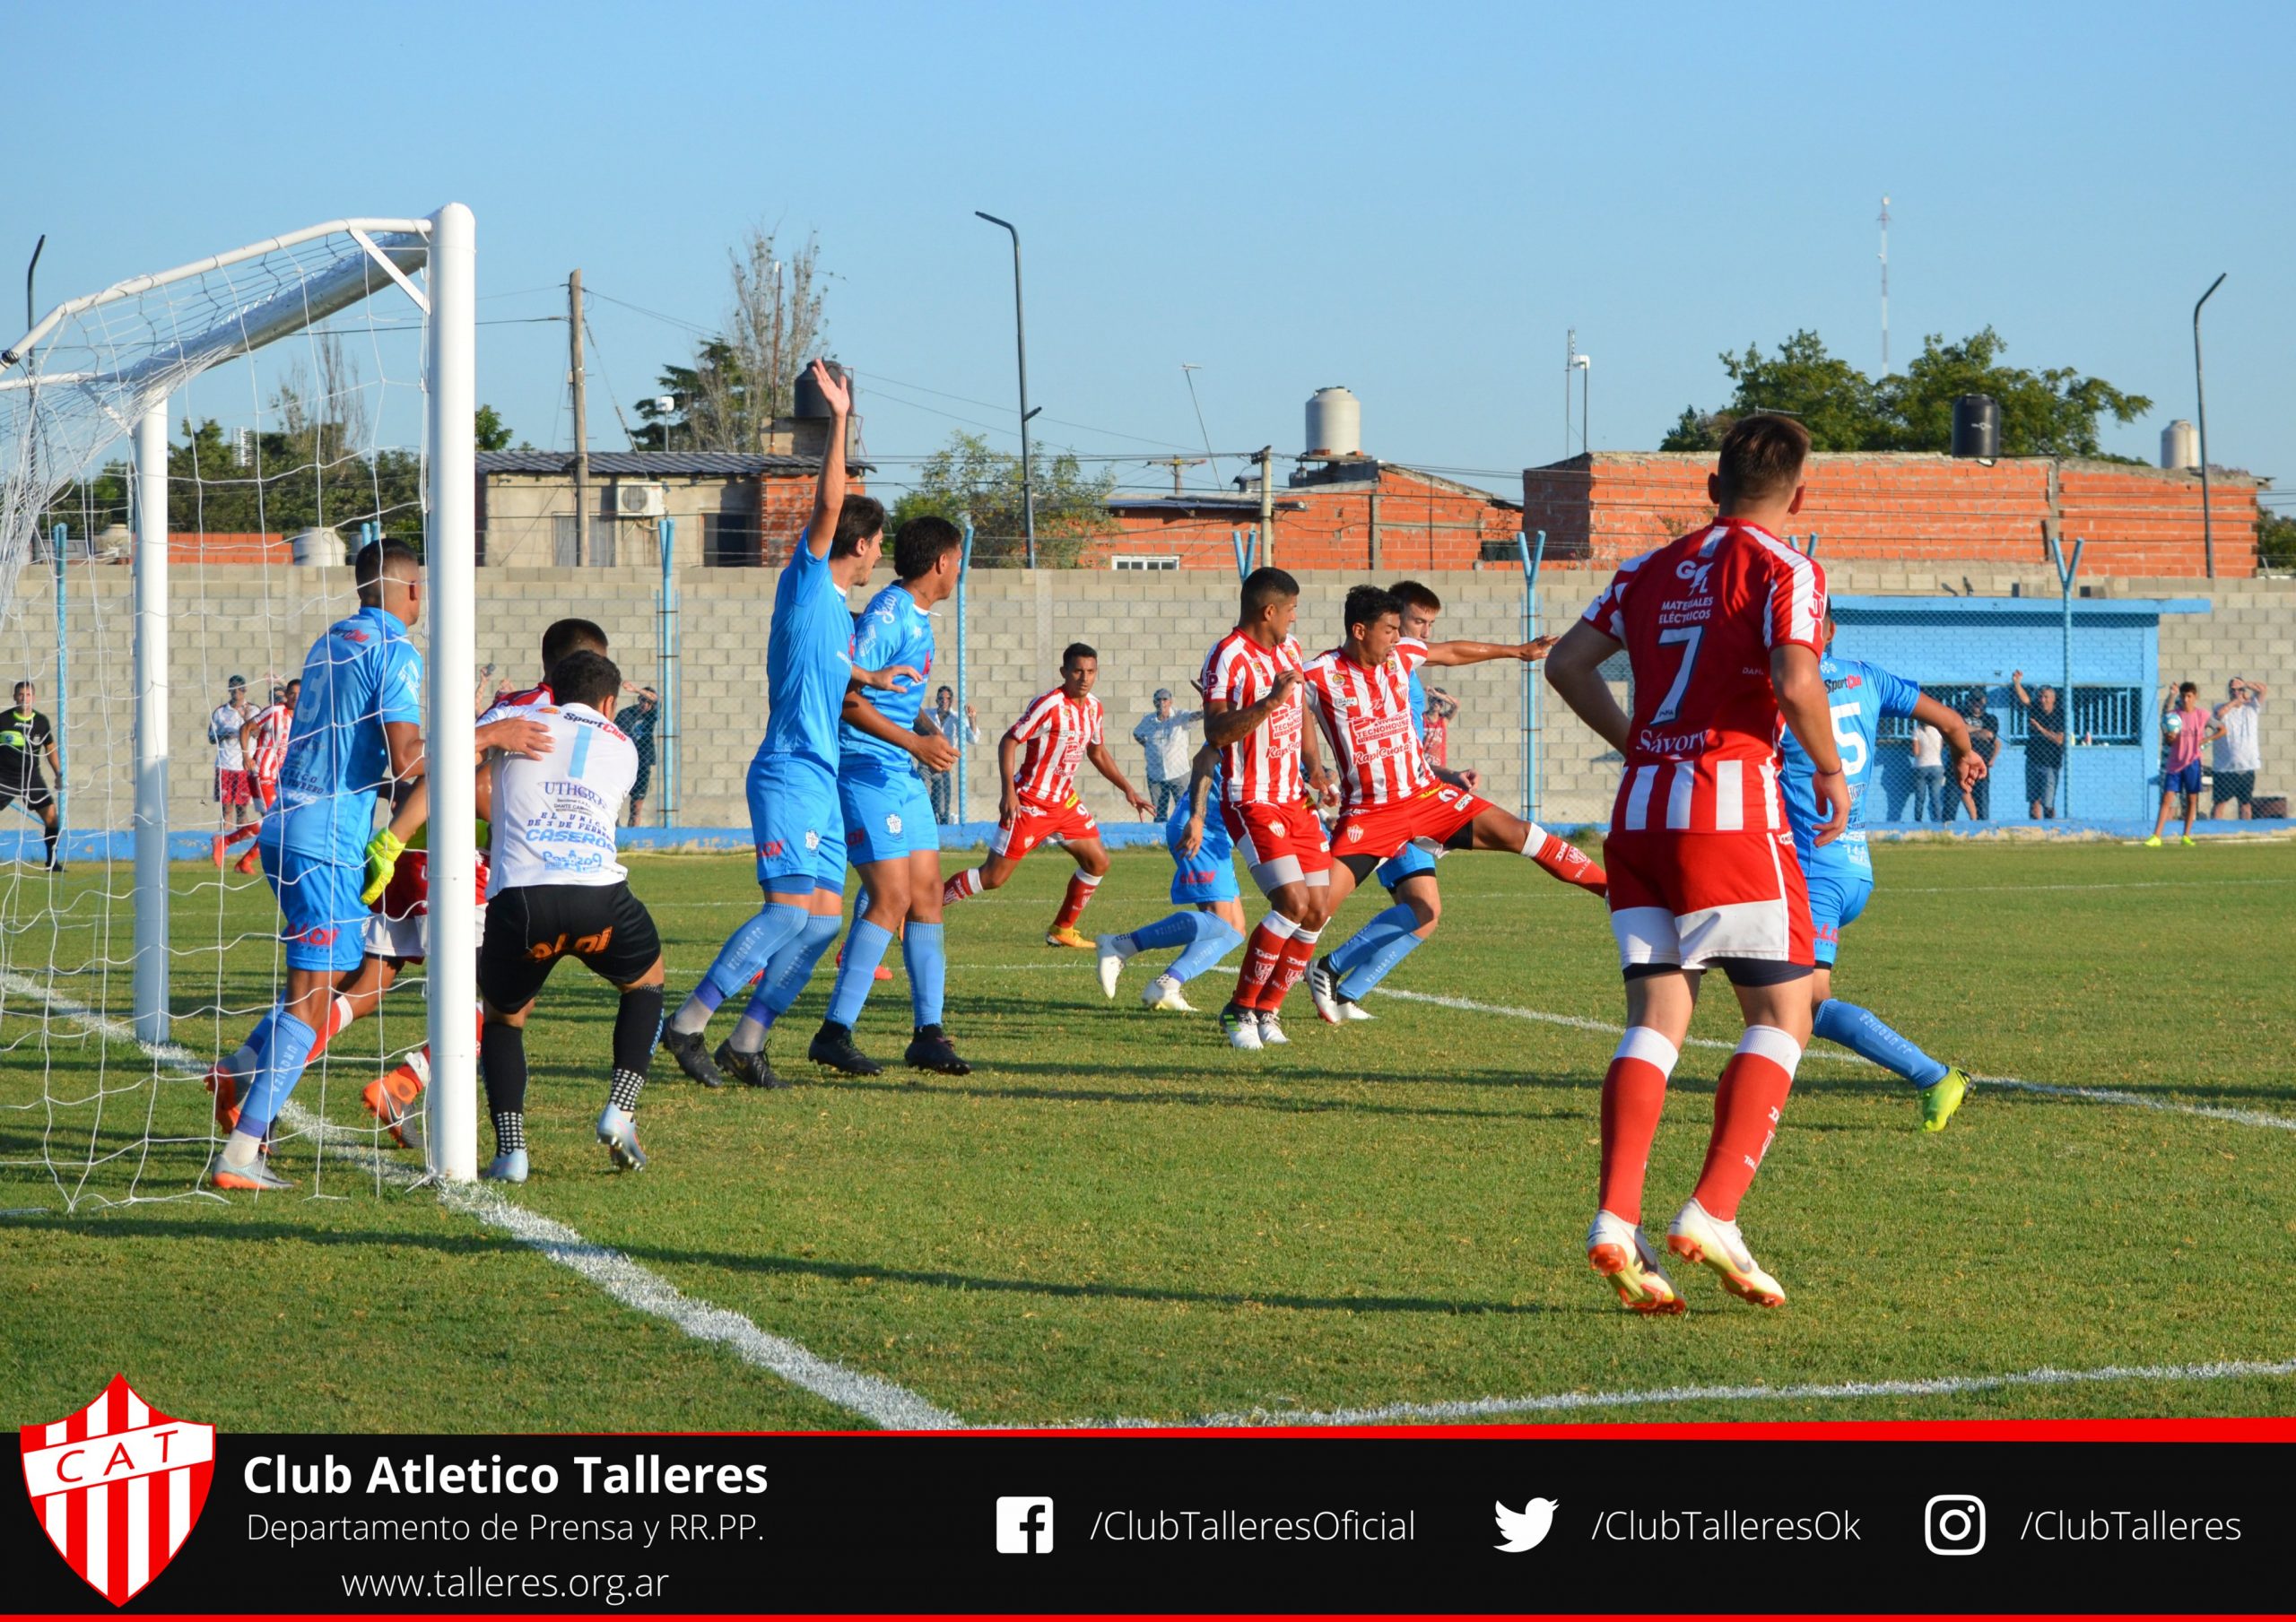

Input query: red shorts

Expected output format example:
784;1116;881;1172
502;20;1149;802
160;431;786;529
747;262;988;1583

989;791;1100;858
1221;798;1333;889
216;768;255;805
1332;782;1488;863
1603;827;1812;973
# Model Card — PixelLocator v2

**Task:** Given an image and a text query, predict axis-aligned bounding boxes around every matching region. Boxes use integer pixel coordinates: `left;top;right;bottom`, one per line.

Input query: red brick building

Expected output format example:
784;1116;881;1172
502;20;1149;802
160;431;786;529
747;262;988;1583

1096;459;1525;572
1520;452;2265;578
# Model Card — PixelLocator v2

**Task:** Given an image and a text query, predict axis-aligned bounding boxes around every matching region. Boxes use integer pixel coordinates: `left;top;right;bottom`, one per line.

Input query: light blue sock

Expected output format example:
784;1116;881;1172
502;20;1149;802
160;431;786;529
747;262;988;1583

675;901;808;1032
1813;997;1951;1089
239;1011;317;1136
1332;903;1427;1000
826;919;897;1028
226;1006;285;1078
1125;911;1200;954
904;922;947;1028
728;913;843;1051
1165;914;1243;984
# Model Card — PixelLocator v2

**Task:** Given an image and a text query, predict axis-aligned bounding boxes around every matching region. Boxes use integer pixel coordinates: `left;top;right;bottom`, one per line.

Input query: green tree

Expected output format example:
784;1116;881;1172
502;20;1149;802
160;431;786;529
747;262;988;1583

635;226;829;452
1879;327;2151;457
888;432;1118;567
1679;329;1888;452
474;404;515;452
2258;508;2296;571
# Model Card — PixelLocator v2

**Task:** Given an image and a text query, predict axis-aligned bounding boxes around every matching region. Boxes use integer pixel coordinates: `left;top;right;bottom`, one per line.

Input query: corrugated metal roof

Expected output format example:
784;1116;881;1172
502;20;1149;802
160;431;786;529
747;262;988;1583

478;450;870;477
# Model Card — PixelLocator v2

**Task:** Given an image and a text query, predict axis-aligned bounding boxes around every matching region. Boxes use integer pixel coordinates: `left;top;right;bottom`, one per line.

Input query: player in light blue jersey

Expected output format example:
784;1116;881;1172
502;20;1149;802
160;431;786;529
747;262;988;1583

1778;614;1985;1130
711;515;967;1083
1095;742;1247;1011
206;540;552;1189
660;361;919;1088
1309;580;1466;1022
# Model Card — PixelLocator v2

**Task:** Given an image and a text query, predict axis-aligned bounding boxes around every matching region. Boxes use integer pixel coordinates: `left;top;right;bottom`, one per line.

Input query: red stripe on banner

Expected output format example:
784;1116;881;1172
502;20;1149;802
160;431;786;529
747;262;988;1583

108;1476;130;1605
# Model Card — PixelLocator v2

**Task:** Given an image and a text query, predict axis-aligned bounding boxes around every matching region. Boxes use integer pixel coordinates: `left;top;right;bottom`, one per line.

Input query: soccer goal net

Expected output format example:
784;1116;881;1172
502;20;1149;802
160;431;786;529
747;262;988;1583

0;206;482;1210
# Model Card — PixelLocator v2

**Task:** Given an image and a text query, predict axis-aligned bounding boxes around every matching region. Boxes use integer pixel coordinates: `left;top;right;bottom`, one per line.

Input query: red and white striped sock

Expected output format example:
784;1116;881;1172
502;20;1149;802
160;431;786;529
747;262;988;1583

1263;926;1321;1011
1523;822;1605;894
1690;1025;1802;1221
1052;871;1102;930
942;868;986;907
1231;914;1299;1010
1596;1027;1680;1226
308;992;355;1062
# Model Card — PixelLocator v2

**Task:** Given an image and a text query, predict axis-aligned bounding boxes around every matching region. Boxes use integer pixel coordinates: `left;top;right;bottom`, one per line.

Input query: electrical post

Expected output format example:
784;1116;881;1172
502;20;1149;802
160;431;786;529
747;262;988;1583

1256;447;1274;566
2048;534;2084;818
569;268;588;568
131;408;170;1041
2193;273;2226;580
955;516;974;825
973;213;1036;567
657;517;679;828
1516;530;1545;824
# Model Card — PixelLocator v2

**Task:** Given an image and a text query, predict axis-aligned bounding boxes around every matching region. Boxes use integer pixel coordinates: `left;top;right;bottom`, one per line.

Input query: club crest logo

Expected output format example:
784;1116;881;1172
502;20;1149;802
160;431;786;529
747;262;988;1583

886;813;903;836
1268;819;1286;838
22;1376;213;1607
1347;825;1364;843
804;829;821;851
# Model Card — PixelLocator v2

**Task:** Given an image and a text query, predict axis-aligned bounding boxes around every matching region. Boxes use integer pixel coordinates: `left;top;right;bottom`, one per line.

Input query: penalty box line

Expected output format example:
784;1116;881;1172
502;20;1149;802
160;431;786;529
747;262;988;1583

0;972;963;1432
1369;987;2296;1134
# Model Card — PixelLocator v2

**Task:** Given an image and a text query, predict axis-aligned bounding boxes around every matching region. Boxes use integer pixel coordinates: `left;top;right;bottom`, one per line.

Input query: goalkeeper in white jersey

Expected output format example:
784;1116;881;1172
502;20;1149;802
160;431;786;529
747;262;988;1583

474;650;665;1181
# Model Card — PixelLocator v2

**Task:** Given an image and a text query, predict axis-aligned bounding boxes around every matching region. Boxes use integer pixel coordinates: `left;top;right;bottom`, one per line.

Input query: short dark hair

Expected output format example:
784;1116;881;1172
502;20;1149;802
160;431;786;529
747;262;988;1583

545;649;622;712
1714;413;1811;507
1061;643;1098;671
2179;681;2199;698
893;515;963;581
936;685;953;702
1344;584;1403;638
830;494;887;559
1239;566;1299;621
353;537;420;597
283;679;301;698
1390;580;1441;614
541;618;609;671
12;681;30;702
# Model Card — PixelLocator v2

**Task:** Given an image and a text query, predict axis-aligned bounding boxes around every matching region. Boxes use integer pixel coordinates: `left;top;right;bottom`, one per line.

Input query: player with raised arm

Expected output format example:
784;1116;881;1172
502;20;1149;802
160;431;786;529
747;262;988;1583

1199;567;1338;1050
726;514;966;1083
939;644;1154;948
472;651;664;1180
204;539;551;1191
213;681;298;872
659;361;917;1088
1306;581;1603;1023
1544;413;1845;1313
1781;614;1983;1130
1095;742;1248;1011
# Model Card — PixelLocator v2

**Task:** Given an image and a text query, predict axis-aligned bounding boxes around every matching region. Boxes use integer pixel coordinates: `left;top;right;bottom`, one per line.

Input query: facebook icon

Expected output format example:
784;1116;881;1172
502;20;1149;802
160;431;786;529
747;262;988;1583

996;1496;1055;1554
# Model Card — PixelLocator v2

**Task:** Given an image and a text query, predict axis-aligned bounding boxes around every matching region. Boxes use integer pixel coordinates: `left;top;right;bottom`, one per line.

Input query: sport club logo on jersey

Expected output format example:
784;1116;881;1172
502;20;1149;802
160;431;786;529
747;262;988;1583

22;1376;214;1607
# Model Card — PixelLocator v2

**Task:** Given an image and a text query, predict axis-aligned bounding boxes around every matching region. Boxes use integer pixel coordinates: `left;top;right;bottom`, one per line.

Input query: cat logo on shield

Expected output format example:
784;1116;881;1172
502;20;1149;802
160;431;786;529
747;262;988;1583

21;1375;213;1606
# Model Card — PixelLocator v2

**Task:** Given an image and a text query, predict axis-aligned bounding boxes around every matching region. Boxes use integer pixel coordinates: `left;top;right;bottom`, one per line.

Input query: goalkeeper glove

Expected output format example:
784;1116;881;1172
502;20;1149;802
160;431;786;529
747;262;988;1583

361;828;407;906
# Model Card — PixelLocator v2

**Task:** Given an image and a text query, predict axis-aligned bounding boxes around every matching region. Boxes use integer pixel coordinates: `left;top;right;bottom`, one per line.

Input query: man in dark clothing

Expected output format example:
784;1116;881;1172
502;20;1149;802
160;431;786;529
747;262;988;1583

2011;671;2066;819
1955;688;2000;821
1;680;63;872
613;683;661;825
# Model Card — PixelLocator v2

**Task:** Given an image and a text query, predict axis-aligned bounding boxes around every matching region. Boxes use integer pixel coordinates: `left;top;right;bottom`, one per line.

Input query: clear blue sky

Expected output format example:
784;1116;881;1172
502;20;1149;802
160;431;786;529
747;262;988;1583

16;0;2291;505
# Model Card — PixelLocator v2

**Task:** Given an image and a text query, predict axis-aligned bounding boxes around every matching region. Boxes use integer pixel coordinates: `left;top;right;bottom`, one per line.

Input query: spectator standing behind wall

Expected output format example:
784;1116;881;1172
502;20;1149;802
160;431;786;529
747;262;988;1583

1422;686;1458;769
2212;678;2268;820
2147;681;2223;846
1907;720;1946;821
2010;671;2066;819
1133;689;1202;820
1954;689;2000;821
920;685;979;824
614;683;660;824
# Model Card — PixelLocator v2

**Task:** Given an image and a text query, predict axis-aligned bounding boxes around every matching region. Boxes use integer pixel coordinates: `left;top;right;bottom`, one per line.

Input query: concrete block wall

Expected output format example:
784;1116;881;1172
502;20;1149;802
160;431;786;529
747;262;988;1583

4;559;2286;840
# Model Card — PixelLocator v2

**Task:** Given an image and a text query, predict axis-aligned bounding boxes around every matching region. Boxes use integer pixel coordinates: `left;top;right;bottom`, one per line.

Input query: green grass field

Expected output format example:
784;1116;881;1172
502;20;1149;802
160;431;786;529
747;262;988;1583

5;837;2294;1433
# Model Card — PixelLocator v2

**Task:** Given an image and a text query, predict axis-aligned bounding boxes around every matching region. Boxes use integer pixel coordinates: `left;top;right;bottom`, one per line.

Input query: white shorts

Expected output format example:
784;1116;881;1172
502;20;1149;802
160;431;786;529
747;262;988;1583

360;906;487;963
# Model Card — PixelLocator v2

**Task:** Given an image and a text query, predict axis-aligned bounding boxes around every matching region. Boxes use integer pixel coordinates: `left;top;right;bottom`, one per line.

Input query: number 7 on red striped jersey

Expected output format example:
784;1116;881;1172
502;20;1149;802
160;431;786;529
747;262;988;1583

1649;626;1704;725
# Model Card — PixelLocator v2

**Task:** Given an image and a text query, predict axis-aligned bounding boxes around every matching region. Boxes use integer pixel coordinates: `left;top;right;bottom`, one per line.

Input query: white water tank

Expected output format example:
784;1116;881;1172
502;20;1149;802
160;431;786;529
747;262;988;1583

289;526;347;567
1305;386;1361;458
2160;419;2199;471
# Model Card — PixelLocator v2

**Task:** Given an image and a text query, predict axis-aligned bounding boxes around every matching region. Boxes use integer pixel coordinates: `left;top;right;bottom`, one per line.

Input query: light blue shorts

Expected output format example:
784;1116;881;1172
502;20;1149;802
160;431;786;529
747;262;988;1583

747;754;847;893
1167;811;1240;906
1805;865;1874;969
840;767;941;864
258;835;367;972
1377;841;1438;890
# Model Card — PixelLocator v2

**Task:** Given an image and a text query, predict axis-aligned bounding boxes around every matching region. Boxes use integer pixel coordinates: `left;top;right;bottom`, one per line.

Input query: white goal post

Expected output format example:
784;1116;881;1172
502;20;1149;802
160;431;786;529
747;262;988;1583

0;203;481;1182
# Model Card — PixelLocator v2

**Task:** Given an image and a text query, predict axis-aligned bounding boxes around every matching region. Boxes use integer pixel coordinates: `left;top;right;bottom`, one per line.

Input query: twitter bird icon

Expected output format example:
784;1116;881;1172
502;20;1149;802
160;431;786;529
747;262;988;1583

1494;1498;1560;1552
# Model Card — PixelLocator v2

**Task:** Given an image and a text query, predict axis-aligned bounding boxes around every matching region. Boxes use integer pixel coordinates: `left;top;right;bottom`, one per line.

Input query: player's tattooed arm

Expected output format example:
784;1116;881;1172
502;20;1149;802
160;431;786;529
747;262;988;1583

1086;741;1155;817
1911;694;1986;792
996;733;1023;823
848;662;924;693
1421;635;1559;666
1773;643;1848;846
1178;742;1220;854
844;689;957;772
1202;667;1300;747
1543;622;1632;754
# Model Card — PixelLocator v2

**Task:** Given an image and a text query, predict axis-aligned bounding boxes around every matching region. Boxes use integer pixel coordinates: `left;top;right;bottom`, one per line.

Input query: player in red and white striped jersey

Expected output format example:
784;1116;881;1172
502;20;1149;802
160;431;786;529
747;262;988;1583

1196;567;1343;1051
1296;583;1606;1011
942;643;1153;947
211;680;300;873
1544;414;1848;1316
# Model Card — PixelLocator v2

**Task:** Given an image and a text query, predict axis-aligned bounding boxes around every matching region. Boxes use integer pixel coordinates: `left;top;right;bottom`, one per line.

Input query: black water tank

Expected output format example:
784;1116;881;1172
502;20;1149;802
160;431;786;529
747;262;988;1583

792;360;852;420
1951;394;2000;459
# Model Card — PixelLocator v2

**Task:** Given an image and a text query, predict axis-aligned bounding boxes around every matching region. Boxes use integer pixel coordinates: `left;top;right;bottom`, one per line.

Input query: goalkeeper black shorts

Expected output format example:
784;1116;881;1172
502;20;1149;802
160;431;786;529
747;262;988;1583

478;880;661;1011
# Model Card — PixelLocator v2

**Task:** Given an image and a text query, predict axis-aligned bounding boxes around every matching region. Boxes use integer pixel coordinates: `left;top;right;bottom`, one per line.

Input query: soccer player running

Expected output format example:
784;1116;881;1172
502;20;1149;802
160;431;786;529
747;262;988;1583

213;682;299;872
1779;613;1983;1131
1;680;64;872
206;539;550;1192
1295;586;1604;995
1198;567;1341;1051
659;361;917;1087
1544;414;1847;1314
940;644;1154;947
735;515;966;1083
1096;742;1248;1011
473;651;664;1180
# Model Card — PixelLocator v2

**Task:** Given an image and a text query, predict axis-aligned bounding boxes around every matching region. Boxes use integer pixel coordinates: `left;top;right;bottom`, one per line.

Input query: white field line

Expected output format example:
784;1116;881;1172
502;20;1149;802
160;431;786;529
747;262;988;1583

2;972;961;1431
1370;987;2296;1133
1094;1357;2296;1429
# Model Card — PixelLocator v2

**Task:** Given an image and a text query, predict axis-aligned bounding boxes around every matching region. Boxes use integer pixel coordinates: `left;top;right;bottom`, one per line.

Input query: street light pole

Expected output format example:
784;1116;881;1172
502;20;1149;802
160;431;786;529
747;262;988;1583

2192;273;2227;580
975;211;1038;567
